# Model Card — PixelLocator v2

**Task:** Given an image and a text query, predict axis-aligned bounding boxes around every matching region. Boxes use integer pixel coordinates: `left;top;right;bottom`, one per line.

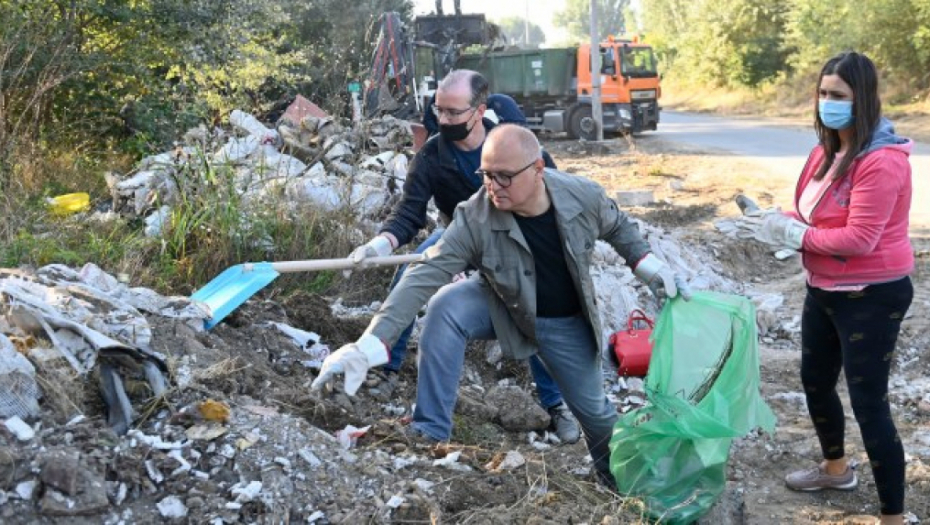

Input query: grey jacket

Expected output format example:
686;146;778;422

365;168;651;360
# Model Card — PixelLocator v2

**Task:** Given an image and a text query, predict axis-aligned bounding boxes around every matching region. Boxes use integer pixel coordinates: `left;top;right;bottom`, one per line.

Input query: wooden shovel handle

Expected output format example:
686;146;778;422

241;254;425;273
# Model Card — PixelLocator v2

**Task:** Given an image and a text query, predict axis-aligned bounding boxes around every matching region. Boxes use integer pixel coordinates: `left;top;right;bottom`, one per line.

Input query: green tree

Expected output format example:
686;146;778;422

0;0;415;194
786;0;928;88
554;0;631;42
641;0;788;88
493;16;546;48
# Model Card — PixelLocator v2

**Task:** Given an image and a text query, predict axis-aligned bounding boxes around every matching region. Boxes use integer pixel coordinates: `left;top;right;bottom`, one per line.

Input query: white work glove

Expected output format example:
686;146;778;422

723;195;797;259
349;235;393;263
755;213;809;251
344;235;394;277
633;253;693;305
310;334;388;396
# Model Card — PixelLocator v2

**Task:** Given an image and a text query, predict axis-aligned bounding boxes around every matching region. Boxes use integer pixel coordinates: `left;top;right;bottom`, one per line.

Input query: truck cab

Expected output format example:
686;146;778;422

575;37;661;135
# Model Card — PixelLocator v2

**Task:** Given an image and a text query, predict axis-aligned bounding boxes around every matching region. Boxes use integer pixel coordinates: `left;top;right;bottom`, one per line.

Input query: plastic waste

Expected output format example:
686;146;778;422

47;192;90;215
229;109;279;144
0;334;41;420
609;292;776;523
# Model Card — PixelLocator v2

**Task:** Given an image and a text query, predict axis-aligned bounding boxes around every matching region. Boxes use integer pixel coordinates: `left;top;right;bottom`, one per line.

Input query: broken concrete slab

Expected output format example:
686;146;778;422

281;94;329;126
40;449;81;495
485;385;549;432
615;189;655;206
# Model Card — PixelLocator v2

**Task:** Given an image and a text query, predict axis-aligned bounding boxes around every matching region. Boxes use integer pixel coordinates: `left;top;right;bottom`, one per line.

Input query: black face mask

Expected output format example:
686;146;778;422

439;117;476;142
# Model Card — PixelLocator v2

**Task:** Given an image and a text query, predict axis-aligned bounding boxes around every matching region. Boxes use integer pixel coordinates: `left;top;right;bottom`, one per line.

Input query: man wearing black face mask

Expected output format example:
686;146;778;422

346;70;579;444
350;70;556;260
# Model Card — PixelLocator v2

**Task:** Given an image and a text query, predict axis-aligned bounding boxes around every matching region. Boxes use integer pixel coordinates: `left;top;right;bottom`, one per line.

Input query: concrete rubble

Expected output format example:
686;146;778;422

6;102;927;520
103;107;415;236
0;249;789;522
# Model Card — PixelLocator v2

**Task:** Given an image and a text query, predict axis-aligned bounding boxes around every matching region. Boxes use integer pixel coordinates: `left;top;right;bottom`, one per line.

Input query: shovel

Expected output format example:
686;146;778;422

192;254;424;329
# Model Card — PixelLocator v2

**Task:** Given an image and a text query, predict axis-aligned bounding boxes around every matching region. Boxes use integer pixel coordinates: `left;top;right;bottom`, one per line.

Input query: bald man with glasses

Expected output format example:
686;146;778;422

319;124;692;489
347;69;580;444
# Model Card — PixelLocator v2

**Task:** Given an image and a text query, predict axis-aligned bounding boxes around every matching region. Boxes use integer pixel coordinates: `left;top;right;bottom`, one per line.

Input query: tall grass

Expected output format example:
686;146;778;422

0;146;367;297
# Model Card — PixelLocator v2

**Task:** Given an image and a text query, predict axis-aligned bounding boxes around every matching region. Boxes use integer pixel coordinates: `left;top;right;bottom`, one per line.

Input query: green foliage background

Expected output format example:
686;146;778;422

554;0;632;42
493;16;547;48
0;0;413;292
0;0;413;192
636;0;930;93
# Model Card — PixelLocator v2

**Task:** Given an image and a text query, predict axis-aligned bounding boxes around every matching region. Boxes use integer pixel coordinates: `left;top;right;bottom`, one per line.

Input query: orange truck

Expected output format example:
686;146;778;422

452;35;661;138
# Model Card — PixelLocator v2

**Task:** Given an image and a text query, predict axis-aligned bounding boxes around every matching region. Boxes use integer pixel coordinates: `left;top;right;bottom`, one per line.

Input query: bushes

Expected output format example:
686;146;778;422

641;0;930;94
1;0;413;296
0;146;362;295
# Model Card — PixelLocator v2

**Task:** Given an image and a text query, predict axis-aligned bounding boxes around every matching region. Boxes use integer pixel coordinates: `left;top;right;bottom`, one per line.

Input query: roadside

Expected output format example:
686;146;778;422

661;81;930;144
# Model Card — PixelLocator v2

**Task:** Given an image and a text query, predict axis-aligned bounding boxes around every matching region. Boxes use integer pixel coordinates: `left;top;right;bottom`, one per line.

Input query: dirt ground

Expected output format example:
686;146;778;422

2;132;928;524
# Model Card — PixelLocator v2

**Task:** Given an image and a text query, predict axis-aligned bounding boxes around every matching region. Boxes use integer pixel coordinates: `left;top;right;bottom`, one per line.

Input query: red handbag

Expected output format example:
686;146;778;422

609;309;655;377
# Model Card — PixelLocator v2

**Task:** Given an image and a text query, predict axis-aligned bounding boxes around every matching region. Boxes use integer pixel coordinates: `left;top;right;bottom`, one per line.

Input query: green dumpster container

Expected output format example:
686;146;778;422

456;47;576;98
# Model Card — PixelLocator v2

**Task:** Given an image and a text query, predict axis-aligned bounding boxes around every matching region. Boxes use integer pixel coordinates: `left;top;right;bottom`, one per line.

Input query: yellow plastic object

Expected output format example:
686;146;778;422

48;192;90;215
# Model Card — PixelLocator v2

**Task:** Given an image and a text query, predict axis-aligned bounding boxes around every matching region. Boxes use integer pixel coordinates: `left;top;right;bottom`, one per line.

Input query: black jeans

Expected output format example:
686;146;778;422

801;276;913;515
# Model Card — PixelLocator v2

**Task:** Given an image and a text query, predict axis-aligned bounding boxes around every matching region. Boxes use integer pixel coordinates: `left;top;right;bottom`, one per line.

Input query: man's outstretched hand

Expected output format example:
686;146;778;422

311;334;389;395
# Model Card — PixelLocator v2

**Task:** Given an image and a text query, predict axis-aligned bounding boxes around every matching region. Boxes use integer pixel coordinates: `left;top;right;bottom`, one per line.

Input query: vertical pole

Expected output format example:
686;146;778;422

351;91;362;126
524;0;530;47
590;0;604;141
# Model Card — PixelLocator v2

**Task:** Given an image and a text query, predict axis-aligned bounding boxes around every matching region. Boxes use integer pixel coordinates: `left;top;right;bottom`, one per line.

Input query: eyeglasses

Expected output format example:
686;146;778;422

476;159;538;188
431;105;476;119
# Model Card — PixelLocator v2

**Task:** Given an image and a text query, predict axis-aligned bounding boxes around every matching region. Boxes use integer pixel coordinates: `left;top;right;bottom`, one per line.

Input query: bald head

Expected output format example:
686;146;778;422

485;124;542;162
438;69;489;107
481;124;548;215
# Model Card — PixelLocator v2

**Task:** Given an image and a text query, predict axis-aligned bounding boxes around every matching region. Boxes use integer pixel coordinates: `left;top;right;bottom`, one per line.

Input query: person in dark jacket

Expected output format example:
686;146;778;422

423;92;527;136
347;70;579;443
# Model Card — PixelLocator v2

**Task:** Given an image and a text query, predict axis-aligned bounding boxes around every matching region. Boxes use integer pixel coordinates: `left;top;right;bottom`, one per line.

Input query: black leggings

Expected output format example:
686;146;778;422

800;276;913;515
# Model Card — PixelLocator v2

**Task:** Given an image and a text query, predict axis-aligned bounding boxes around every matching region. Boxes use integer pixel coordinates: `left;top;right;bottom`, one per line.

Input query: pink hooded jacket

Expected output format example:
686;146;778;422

792;118;914;288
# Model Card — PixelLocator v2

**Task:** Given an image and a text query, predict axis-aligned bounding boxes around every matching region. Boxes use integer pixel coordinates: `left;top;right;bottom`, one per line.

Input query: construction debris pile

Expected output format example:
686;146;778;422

104;104;415;236
0;262;651;523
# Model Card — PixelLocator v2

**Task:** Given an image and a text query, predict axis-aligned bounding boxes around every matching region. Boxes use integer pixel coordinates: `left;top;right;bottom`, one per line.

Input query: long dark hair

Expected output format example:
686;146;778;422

813;52;881;181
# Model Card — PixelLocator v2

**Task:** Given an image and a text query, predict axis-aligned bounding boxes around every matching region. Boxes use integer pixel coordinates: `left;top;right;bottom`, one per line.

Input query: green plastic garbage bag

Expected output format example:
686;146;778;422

609;291;776;524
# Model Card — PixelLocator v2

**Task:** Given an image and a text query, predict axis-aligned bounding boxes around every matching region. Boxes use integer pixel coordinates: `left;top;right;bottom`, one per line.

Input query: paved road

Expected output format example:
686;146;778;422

654;111;929;236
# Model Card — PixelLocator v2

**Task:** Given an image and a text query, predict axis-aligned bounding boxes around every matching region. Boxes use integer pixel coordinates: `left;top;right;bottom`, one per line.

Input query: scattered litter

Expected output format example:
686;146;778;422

47;192;91;216
0;334;41;419
243;405;279;417
485;450;525;471
15;480;37;500
186;424;228;441
3;416;35;441
299;449;322;469
199;399;230;422
236;431;261;450
157;495;188;519
128;429;185;450
432;451;471;471
231;480;263;503
336;424;370;449
146;460;164;484
144;206;172;237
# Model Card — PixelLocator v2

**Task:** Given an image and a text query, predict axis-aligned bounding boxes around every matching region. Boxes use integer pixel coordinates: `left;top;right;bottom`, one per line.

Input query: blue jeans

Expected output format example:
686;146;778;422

411;277;617;482
385;230;563;410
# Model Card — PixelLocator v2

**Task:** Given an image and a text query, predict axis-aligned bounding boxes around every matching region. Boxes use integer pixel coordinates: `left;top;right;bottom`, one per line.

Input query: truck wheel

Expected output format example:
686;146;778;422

568;105;597;141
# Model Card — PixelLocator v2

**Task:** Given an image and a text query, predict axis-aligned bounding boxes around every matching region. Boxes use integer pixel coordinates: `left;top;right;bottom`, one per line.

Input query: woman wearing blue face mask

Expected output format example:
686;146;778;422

755;51;914;524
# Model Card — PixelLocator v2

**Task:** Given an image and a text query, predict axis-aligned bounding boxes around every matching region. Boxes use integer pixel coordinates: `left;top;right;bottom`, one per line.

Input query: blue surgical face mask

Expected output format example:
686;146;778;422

818;99;854;130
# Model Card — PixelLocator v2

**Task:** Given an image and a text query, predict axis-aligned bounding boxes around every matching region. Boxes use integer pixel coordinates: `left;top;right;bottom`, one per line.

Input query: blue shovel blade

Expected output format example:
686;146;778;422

191;262;279;329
